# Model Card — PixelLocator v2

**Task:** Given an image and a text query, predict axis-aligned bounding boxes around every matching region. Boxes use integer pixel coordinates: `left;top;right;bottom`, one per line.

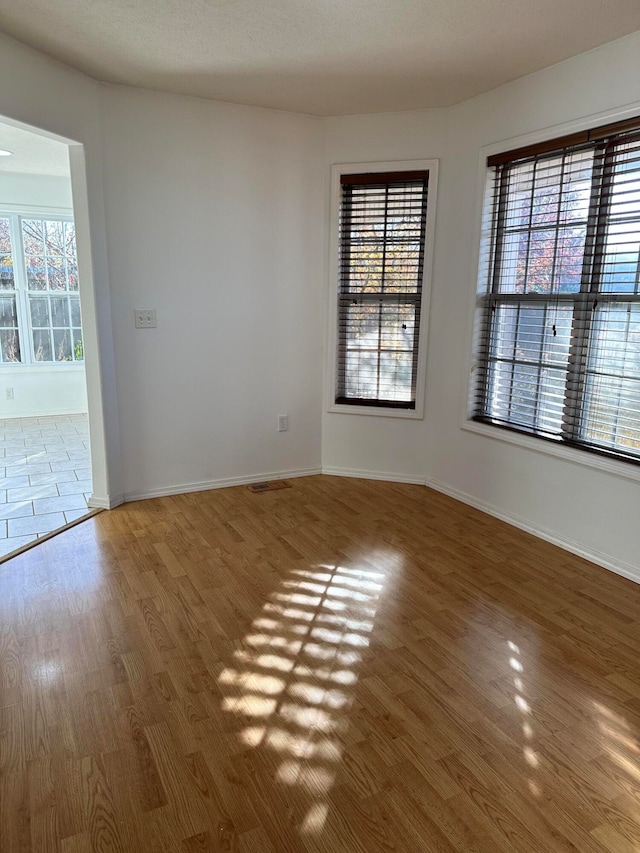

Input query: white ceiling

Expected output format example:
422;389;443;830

1;0;640;116
0;122;70;177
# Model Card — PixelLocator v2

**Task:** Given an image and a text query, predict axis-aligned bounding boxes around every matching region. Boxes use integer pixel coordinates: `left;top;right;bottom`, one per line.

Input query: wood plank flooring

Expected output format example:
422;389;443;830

1;474;640;851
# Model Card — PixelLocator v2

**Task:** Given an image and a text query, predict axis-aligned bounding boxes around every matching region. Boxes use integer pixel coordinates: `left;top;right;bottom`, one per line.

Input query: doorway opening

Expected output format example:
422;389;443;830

0;121;97;558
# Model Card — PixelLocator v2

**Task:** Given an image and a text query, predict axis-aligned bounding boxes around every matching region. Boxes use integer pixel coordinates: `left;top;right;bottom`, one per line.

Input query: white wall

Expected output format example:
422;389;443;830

0;170;88;419
0;172;73;210
0;366;87;418
323;31;640;577
100;87;324;498
0;34;121;505
322;110;446;483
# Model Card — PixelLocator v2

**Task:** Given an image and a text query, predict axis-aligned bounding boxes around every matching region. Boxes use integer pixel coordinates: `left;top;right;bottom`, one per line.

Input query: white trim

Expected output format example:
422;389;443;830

326;403;423;419
0;362;85;371
0;205;73;218
322;465;425;485
425;476;640;586
68;143;119;513
123;467;322;503
326;159;439;420
482;100;640;165
88;493;123;510
462;420;640;485
459;97;640;480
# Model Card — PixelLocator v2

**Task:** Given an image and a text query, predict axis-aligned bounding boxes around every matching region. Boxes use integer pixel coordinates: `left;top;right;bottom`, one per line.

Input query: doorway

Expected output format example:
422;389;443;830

0;121;98;558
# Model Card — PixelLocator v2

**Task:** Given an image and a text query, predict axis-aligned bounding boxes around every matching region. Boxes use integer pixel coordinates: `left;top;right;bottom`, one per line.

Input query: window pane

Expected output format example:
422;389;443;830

30;297;50;328
51;296;70;328
344;349;378;400
0;254;14;289
45;220;65;255
22;220;45;255
340;299;417;403
486;302;571;434
346;248;383;293
26;256;47;290
0;296;18;327
33;329;52;362
47;256;67;291
64;222;77;259
600;147;640;295
53;328;72;361
496;152;592;295
67;262;79;291
73;329;84;361
0;218;11;253
0;219;15;290
384;244;422;294
23;219;79;292
379;351;413;401
0;328;20;363
70;296;81;327
581;302;640;456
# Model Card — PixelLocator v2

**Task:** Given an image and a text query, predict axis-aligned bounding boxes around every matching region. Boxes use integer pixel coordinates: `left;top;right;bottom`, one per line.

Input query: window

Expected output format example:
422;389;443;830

473;117;640;464
0;214;83;365
333;167;434;412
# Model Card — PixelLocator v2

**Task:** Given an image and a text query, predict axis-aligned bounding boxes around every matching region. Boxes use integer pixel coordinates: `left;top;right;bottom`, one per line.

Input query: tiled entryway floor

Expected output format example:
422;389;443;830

0;413;92;558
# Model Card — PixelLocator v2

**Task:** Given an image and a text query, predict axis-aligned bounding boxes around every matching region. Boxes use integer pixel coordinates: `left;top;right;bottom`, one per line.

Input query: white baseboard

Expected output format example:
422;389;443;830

322;466;425;485
4;407;89;419
425;476;640;586
88;493;124;510
123;467;322;503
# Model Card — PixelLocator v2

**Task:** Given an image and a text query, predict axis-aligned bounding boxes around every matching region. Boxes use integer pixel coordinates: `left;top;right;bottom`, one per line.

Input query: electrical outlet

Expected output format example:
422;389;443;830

278;414;289;432
5;387;14;400
134;309;157;329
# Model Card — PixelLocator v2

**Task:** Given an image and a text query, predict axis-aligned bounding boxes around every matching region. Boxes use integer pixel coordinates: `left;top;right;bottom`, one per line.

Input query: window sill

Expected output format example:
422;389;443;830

328;403;424;420
0;362;85;371
462;419;640;485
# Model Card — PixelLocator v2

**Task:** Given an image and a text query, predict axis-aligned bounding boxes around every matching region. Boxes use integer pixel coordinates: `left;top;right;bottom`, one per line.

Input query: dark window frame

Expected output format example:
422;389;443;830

473;116;640;466
335;170;430;411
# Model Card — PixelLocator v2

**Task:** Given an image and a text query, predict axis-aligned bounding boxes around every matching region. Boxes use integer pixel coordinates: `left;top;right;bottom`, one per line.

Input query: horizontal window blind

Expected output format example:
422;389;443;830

336;171;429;408
474;118;640;463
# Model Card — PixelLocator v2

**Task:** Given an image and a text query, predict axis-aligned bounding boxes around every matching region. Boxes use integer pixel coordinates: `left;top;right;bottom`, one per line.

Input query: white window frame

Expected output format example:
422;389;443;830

0;209;85;370
326;159;439;419
462;103;640;486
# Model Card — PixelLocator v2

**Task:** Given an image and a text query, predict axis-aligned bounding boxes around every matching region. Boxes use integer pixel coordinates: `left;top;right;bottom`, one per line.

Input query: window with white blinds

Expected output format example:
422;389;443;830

336;171;430;410
473;118;640;463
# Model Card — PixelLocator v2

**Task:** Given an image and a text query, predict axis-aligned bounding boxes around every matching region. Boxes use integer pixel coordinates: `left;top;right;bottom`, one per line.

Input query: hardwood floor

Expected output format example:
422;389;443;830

1;475;640;851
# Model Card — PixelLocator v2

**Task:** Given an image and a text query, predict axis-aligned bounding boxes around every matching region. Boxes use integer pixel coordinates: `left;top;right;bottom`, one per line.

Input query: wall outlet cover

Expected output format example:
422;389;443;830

134;309;157;329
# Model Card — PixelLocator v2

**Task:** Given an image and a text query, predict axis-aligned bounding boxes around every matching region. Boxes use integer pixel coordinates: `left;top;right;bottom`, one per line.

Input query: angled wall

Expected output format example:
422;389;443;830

323;31;640;578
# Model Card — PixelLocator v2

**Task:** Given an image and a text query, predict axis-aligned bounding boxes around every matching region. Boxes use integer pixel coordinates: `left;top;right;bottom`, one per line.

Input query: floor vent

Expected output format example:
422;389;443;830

247;481;292;494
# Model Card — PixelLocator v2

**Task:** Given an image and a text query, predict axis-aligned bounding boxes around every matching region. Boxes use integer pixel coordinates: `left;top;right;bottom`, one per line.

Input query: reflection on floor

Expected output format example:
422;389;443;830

0;413;92;557
2;475;640;851
219;559;389;835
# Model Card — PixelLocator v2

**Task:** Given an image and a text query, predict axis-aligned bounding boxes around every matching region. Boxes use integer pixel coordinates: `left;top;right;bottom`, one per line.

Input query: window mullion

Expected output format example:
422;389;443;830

10;214;34;365
376;185;390;400
561;142;614;443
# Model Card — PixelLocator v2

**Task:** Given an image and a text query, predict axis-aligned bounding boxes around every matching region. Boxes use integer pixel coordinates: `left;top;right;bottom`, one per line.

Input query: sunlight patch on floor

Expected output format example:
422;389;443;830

218;555;396;834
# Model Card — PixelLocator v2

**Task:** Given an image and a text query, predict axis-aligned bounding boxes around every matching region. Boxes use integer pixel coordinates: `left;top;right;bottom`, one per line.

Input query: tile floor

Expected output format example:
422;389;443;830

0;413;92;558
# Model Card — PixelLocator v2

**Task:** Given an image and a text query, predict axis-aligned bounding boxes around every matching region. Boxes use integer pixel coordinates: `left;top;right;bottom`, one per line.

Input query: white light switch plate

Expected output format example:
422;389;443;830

134;309;157;329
